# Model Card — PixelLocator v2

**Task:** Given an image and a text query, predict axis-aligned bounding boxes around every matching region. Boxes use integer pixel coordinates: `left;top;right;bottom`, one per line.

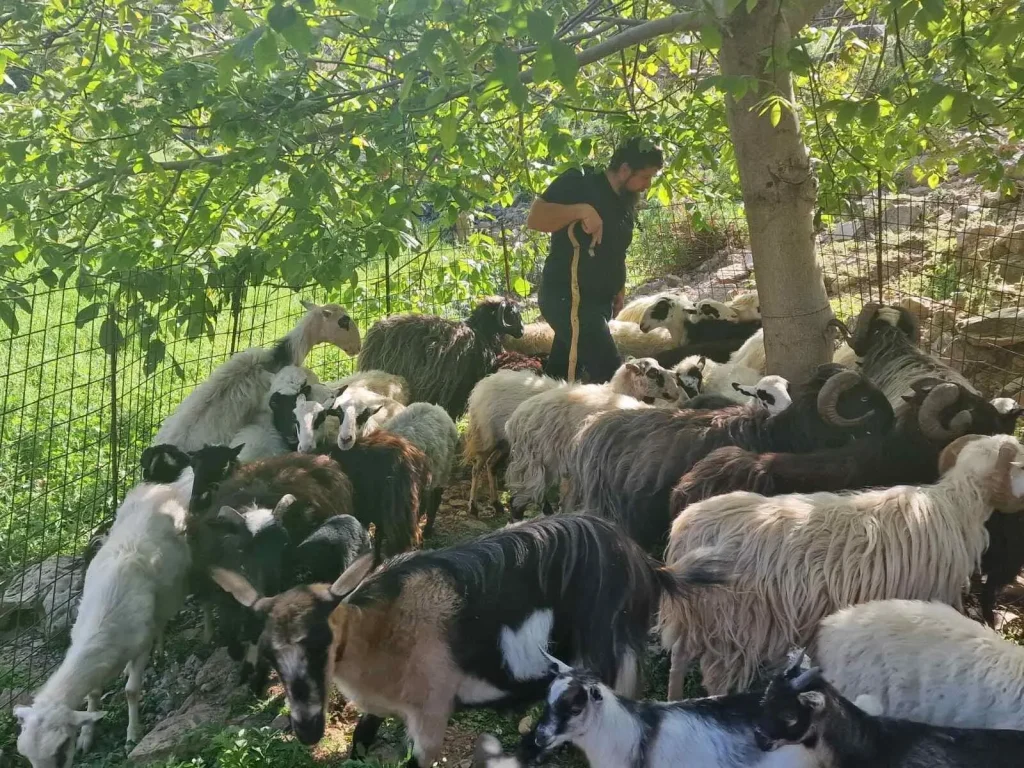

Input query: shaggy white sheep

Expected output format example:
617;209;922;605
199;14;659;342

617;291;696;324
329;386;406;450
727;328;767;374
502;320;676;359
327;369;410;404
810;598;1024;730
660;432;1024;696
151;301;360;452
464;369;565;516
14;470;195;766
505;358;679;517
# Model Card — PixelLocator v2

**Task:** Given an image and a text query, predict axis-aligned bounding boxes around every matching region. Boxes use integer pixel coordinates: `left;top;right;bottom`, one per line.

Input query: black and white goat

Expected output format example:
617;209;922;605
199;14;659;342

754;658;1024;767
210;515;728;767
566;365;894;551
517;654;804;768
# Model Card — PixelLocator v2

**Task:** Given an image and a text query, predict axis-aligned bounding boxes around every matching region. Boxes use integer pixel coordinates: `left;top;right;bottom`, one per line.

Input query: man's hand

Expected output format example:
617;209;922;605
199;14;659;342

613;290;624;316
575;203;603;246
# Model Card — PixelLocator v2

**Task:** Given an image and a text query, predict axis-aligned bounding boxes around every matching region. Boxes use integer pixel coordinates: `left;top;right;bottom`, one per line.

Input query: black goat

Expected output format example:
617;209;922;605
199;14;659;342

567;364;894;551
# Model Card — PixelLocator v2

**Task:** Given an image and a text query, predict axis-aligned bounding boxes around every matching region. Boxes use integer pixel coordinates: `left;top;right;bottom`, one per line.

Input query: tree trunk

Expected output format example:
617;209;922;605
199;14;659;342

718;0;832;382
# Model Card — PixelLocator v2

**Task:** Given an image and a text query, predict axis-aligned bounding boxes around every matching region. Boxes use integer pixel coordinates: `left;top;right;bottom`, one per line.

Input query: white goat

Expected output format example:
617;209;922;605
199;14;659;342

14;470;195;766
505;358;679;517
661;433;1024;696
810;598;1024;730
151;301;360;452
329;386;406;450
464;370;565;516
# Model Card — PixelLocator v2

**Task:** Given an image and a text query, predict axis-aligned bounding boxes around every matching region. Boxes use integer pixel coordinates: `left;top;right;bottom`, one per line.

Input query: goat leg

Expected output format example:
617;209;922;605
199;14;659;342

350;714;384;759
125;644;152;746
76;689;102;753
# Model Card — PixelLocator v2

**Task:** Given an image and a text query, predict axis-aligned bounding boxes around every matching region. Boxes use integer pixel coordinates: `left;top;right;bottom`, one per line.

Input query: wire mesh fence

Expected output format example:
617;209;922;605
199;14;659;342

0;188;1022;702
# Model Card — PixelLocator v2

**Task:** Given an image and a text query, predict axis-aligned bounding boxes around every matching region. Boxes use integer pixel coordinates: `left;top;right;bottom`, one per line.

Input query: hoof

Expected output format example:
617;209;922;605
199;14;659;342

76;731;94;754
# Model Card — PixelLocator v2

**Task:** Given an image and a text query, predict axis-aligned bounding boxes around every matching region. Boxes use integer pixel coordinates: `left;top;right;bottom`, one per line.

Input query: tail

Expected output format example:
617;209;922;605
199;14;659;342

656;545;732;600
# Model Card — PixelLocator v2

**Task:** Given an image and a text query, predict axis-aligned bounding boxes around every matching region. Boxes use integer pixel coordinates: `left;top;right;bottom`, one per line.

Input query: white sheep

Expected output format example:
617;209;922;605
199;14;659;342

329;386;406;450
639;294;701;343
326;369;410;404
733;375;792;415
14;470;195;765
380;402;459;536
728;328;767;374
464;370;565;516
617;291;696;324
503;320;676;359
505;358;679;517
151;301;360;452
727;291;760;322
660;432;1024;696
673;355;762;404
810;598;1024;730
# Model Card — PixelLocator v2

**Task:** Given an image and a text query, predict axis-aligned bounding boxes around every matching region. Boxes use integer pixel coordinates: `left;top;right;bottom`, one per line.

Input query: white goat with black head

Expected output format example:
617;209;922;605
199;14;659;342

518;654;805;768
152;300;360;452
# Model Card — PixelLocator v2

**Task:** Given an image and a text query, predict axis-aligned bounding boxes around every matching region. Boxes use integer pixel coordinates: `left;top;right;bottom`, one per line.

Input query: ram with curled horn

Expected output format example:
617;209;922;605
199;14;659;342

672;376;1007;514
563;363;895;552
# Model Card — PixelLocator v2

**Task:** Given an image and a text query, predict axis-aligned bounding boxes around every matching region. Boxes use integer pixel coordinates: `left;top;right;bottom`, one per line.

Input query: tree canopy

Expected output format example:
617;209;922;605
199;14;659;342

1;0;1022;366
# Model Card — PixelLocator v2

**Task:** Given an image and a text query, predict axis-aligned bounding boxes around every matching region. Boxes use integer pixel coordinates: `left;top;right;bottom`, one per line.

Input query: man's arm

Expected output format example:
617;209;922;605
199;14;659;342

526;199;604;244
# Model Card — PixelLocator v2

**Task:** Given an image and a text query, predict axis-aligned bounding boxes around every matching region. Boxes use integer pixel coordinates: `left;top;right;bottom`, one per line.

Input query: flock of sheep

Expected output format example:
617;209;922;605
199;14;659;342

12;287;1024;768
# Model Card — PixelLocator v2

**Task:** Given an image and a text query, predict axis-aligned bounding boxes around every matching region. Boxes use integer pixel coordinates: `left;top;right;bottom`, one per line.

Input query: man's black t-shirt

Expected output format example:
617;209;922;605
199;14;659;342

539;165;634;308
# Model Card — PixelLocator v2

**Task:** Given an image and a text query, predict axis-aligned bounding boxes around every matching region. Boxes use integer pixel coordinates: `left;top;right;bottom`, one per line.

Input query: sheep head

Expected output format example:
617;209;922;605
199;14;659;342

210;553;376;746
728;290;761;322
695;299;739;322
299;300;361;356
14;701;105;768
471;296;524;339
814;369;893;436
938;434;1024;512
640;294;697;334
619;358;679;403
845;303;921;356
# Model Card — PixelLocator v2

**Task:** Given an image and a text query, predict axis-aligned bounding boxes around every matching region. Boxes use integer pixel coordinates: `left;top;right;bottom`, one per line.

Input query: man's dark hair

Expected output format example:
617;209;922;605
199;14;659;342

609;137;664;172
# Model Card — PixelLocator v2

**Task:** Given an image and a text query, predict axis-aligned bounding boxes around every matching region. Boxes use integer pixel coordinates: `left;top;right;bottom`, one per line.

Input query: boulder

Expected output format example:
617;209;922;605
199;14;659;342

958;307;1024;347
0;556;82;634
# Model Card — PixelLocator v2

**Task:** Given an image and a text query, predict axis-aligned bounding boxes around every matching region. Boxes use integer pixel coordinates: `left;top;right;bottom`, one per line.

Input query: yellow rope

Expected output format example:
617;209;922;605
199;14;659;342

566;221;595;384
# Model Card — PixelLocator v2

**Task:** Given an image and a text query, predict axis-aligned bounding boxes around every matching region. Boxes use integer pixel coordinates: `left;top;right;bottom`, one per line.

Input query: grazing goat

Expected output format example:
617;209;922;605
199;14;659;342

810;599;1024;730
15;469;195;766
568;365;894;551
210;515;728;767
517;654;804;768
152;300;359;452
753;658;1024;767
661;433;1024;696
505;358;680;518
672;379;1001;508
357;297;524;417
464;370;565;517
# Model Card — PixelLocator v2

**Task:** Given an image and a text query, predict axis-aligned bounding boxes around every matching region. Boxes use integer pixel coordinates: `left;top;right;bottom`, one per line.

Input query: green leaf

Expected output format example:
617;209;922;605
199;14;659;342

254;29;279;71
919;0;945;23
212;0;230;12
527;10;555;44
532;44;554;84
99;317;124;352
861;100;880;128
836;100;859;127
144;338;166;376
280;15;314;54
550;41;578;94
513;276;531;296
769;100;782;127
440;109;458;149
267;4;298;32
0;302;18;335
927;173;940;189
233;26;263;58
334;0;376;18
700;24;722;51
75;302;103;327
948;92;971;124
493;44;519;80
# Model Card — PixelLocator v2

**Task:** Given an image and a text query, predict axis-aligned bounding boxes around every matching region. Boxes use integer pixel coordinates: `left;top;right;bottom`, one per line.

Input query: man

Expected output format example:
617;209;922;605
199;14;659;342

526;137;664;383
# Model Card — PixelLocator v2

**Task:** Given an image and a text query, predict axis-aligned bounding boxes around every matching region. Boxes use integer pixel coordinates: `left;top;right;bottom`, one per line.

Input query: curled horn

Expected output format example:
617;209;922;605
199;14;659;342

791;666;824;692
988;441;1024;512
272;493;297;518
937;434;986;476
848;303;882;355
825;317;852;343
918;382;973;441
816;370;872;427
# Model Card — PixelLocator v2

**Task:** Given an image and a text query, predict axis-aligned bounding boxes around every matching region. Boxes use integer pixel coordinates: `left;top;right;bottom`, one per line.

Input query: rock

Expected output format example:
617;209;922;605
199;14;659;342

903;185;933;197
715;261;750;284
0;556;82;634
898;296;934;321
958;307;1024;346
270;713;291;731
881;201;926;229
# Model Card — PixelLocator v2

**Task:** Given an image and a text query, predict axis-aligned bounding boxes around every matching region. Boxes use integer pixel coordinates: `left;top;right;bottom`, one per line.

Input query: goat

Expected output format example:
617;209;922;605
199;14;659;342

210;515;729;767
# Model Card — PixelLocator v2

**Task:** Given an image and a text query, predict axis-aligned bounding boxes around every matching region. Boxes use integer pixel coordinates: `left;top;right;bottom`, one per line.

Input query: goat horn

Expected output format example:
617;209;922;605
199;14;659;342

825;317;852;343
937;434;986;476
273;493;297;517
791;666;824;692
817;370;872;427
849;303;882;355
988;442;1024;512
918;382;971;441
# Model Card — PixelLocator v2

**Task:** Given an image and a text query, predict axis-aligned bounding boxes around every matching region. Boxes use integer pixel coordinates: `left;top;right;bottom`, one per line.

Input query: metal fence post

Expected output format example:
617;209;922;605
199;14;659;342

385;249;392;315
501;224;512;294
875;170;884;302
107;302;119;511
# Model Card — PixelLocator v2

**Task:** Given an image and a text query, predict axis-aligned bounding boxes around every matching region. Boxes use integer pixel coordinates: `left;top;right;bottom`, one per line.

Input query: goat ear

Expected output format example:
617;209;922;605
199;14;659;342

210;567;267;611
295;393;307;406
697;356;707;371
300;299;317;312
72;710;106;725
540;648;573;676
796;691;826;712
273;494;297;517
328;552;375;600
13;704;32;724
230;443;245;459
588;686;603;702
1011;461;1024;499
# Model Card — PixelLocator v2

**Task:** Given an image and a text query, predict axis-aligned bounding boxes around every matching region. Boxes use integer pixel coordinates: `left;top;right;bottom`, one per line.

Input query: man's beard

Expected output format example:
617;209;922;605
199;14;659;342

619;187;640;211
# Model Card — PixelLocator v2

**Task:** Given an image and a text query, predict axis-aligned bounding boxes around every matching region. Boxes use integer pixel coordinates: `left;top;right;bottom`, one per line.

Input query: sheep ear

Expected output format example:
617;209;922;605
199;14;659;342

229;443;245;459
210;567;273;613
13;705;31;724
273;494;297;517
72;710;106;725
300;299;317;312
697;356;707;371
797;691;826;712
328;552;375;600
